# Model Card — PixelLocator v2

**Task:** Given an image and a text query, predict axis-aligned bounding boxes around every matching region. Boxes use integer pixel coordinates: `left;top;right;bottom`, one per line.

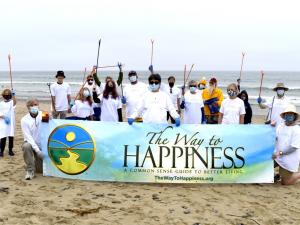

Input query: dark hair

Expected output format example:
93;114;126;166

128;71;137;76
103;80;119;99
168;76;175;81
148;74;161;83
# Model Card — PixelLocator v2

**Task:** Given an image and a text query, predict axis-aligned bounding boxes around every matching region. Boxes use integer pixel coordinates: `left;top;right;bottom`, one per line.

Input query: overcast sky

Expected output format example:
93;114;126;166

0;0;299;71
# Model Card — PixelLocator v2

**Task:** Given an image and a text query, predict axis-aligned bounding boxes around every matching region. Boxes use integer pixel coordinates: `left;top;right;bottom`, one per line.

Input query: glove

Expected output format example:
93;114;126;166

118;62;122;72
175;118;180;127
201;120;206;124
257;97;262;104
148;65;154;74
36;150;45;159
180;101;185;109
128;118;134;125
4;116;10;125
11;90;16;96
121;96;126;104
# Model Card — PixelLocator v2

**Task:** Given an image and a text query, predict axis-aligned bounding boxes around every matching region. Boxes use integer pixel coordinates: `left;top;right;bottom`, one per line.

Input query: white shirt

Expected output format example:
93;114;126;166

0;100;16;138
71;100;94;118
21;112;42;153
220;97;246;124
265;96;290;127
165;85;182;110
275;123;300;172
183;91;204;124
123;82;148;118
132;90;179;123
99;94;122;122
50;82;71;111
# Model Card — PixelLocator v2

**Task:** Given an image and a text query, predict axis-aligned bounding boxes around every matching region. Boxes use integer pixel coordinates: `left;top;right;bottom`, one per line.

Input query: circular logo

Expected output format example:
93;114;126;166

48;124;96;175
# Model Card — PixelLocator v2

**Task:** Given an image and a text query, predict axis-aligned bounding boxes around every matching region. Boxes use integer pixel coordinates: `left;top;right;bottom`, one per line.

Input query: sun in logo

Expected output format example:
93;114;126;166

48;124;96;175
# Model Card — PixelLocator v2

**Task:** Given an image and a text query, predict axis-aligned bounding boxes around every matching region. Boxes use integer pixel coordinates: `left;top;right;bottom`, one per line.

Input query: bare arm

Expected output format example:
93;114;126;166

239;114;245;124
218;113;223;124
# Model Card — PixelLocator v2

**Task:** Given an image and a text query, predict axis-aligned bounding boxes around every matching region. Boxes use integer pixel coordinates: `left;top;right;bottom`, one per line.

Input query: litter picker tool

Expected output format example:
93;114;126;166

8;54;13;90
258;70;264;98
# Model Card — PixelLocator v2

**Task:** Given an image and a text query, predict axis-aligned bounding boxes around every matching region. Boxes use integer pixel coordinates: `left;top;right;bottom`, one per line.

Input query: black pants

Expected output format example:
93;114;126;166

167;111;176;124
0;137;14;152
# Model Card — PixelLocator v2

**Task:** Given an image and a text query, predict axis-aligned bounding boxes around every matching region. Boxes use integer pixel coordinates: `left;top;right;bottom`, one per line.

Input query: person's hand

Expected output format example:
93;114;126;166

271;121;276;127
118;62;123;72
36;150;45;159
202;120;206;124
175;118;180;127
212;102;218;107
148;65;154;74
257;97;262;104
4;116;10;125
121;96;126;104
11;90;16;96
272;152;280;160
128;118;134;125
237;78;241;84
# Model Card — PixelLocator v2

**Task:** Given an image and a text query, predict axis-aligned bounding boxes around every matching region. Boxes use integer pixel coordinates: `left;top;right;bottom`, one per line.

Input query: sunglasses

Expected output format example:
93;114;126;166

88;79;94;81
149;81;160;85
189;85;197;88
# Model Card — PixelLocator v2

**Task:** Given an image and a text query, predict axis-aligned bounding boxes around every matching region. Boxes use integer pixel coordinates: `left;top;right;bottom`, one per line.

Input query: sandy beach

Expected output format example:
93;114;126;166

0;101;299;225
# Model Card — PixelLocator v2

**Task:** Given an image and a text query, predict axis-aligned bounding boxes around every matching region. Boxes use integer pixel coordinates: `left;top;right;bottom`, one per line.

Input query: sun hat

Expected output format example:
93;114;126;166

280;104;299;121
273;83;288;91
55;71;65;78
199;77;206;85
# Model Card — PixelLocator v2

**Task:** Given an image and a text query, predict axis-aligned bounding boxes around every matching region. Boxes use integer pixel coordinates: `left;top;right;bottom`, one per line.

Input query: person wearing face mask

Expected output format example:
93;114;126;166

0;89;17;157
237;90;252;124
198;77;206;91
84;75;101;120
164;76;181;124
257;83;290;127
202;77;224;124
50;71;71;119
94;80;122;122
180;80;205;124
70;88;94;120
128;74;180;126
122;71;147;121
21;99;45;180
272;104;300;185
218;83;245;124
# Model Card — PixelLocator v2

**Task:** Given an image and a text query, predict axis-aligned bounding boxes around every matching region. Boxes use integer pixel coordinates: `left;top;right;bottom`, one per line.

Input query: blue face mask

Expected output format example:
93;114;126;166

30;106;39;115
284;114;295;122
190;87;197;93
149;83;160;92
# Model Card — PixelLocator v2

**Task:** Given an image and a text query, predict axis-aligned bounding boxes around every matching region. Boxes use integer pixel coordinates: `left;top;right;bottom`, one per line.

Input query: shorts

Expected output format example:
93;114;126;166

274;161;293;179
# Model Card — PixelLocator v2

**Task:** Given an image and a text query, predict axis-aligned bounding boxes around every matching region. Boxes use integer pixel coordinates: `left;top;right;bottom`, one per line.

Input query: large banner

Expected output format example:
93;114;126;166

41;120;275;183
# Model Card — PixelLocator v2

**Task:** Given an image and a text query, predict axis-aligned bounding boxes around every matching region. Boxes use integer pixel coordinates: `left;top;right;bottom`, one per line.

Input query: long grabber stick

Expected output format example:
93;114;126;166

8;54;13;90
184;64;195;84
182;64;187;96
150;39;154;66
239;52;246;81
97;64;125;69
47;83;55;111
95;39;102;75
258;70;264;98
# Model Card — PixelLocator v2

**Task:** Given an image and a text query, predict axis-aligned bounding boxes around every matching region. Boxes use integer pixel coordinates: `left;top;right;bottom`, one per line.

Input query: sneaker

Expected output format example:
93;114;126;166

25;171;34;180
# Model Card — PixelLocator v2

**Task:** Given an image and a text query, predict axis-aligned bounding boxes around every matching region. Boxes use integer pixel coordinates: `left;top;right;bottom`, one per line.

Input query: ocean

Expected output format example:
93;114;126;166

0;70;299;115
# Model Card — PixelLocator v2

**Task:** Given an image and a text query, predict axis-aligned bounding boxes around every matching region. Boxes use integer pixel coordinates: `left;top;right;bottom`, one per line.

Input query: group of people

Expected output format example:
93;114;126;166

0;66;299;185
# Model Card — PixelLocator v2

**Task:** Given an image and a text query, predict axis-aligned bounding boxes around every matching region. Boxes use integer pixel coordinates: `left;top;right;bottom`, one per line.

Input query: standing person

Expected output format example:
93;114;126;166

84;74;101;120
71;88;94;120
94;80;122;122
21;99;44;180
0;89;16;156
180;80;205;124
165;76;181;124
50;71;71;119
202;77;224;124
257;83;290;127
122;70;148;121
238;90;252;124
198;77;206;90
128;74;180;126
273;104;300;185
218;83;245;124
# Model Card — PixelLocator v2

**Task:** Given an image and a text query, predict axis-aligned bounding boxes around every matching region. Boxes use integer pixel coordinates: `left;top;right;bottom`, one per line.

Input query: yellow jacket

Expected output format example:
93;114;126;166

202;88;224;116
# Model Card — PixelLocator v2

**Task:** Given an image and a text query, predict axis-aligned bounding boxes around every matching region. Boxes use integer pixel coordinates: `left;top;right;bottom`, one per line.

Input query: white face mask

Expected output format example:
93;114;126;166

83;90;90;97
129;76;137;83
277;89;285;96
30;106;39;115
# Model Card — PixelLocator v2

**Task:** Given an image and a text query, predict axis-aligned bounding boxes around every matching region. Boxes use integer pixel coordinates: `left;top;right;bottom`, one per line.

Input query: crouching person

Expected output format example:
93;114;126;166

273;104;300;185
21;99;44;180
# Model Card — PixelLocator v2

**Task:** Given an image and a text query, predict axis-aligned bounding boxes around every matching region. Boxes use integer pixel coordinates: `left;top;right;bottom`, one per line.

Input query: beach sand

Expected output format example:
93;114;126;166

0;101;299;225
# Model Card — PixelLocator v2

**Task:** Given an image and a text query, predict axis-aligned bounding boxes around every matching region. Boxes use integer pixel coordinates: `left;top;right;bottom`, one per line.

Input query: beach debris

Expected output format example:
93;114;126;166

0;187;9;194
152;193;160;201
183;209;191;214
111;200;121;204
227;213;261;225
